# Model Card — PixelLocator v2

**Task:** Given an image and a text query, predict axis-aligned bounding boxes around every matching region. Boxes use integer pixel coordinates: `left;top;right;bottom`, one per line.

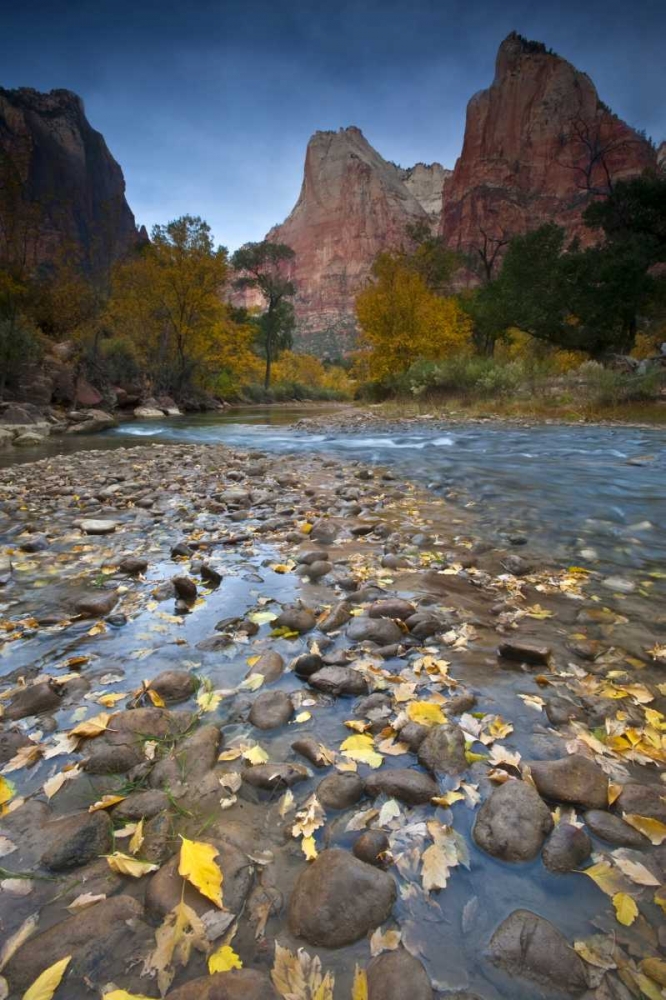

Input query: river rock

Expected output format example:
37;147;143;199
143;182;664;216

497;640;551;665
368;598;416;621
365;768;438;805
242;762;311;790
146;838;253;918
249;690;294;729
541;823;591;872
399;721;429;751
4;676;88;721
317;601;352;632
4;895;148;994
13;431;45;446
247;650;285;682
367;949;433;1000
529;754;608;809
148;724;221;793
317;771;365;809
292;736;329;767
347;617;404;645
616;782;666;823
80;518;118;534
134;405;165;418
292;652;324;677
307;666;369;696
75;590;118;617
113;789;170;821
288;848;396;947
166;970;279;1000
149;669;196;702
353;829;389;866
173;575;198;601
473;780;553;861
488;909;587;994
40;810;113;871
584;809;650;847
83;707;193;774
417;724;467;775
274;607;317;633
0;729;31;765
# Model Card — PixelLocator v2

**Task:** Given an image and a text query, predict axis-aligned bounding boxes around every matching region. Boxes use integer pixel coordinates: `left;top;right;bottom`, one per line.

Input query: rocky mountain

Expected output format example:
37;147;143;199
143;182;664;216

0;87;144;277
266;127;444;355
440;33;657;274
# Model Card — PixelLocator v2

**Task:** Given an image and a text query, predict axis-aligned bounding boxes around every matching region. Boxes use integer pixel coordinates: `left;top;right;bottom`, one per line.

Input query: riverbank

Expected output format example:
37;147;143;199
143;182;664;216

0;441;664;999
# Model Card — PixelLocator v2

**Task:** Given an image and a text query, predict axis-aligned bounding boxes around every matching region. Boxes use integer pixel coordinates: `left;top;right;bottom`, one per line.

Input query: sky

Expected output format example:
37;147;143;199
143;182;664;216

2;0;665;250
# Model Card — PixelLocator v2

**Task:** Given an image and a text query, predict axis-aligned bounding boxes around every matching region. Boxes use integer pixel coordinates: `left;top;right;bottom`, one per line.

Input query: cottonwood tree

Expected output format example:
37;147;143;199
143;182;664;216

231;241;296;389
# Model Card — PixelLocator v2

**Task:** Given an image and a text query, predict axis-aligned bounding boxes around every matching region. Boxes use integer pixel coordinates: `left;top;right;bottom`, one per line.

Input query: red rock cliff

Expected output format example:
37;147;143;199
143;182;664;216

0;87;145;277
440;33;656;272
266;127;441;355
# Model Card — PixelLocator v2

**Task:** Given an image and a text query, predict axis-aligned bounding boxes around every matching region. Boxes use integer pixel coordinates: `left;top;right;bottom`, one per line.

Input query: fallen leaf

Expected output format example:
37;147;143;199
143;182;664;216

378;798;401;825
103;990;156;1000
23;955;71;1000
1;744;43;773
612;891;638;926
579;861;628;897
640;958;666;988
611;854;660;886
242;745;269;765
143;899;208;996
70;712;110;738
129;818;145;856
105;852;158;877
207;943;243;973
369;927;401;957
196;690;223;713
573;934;617;970
43;765;81;800
67;892;106;912
179;837;223;908
301;835;317;861
0;776;14;807
0;912;39;972
622;813;666;845
352;965;368;1000
271;943;334;1000
406;701;446;727
89;794;126;813
340;734;383;769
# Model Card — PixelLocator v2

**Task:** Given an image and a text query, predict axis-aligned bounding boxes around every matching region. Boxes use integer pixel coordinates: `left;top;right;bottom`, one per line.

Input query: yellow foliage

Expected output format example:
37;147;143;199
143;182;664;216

271;350;353;396
631;330;664;359
178;837;224;907
355;253;472;379
495;327;586;372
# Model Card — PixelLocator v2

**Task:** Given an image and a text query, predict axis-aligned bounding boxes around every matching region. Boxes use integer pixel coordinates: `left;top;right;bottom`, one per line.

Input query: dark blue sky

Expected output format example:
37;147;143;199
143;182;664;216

2;0;664;249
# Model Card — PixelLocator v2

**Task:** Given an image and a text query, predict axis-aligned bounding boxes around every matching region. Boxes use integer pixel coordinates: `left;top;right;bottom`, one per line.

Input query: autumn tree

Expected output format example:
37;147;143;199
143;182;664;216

355;252;472;380
107;215;228;393
231;241;296;389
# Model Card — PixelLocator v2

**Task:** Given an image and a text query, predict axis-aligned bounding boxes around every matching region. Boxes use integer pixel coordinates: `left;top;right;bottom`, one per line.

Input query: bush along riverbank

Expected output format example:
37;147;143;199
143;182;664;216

0;443;664;999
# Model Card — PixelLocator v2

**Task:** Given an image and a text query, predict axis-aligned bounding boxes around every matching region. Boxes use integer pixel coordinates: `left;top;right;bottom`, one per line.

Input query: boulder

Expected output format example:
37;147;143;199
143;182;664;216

67;409;116;434
529;754;608;809
289;848;396;947
367;949;433;1000
488;909;587;994
274;607;317;633
368;598;416;621
473;780;553;862
417;724;467;775
365;768;438;805
497;640;551;665
134;406;165;418
79;519;118;535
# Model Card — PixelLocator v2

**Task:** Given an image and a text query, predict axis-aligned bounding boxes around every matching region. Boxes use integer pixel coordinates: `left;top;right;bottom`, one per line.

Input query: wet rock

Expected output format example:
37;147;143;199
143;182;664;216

171;541;193;558
146;838;253;918
398;721;429;751
497;640;551;665
4;895;148;994
317;601;352;632
308;666;369;697
149;724;221;793
368;598;416;621
447;691;477;715
242;762;311;790
166;970;279;1000
530;754;608;810
347;616;404;645
293;652;324;677
5;676;88;721
40;810;113;871
365;768;438;805
356;692;392;717
616;782;666;823
542;823;591;872
488;909;587;995
417;724;467;775
296;548;329;565
119;554;148;574
149;669;196;703
247;650;285;682
545;697;585;727
292;736;330;768
249;690;294;729
298;559;333;580
353;829;389;867
0;553;12;585
75;590;119;617
141;810;172;864
289;848;396;947
14;431;46;446
367;948;433;1000
19;533;49;552
274;607;317;633
473;780;553;862
317;771;365;809
173;575;198;601
201;563;222;586
309;520;338;544
112;789;170;821
80;518;118;534
83;707;193;774
583;809;649;848
0;729;31;765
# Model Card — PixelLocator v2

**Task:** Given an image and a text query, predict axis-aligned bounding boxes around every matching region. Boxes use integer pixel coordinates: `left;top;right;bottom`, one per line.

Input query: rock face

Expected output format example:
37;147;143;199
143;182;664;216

440;33;656;271
263;127;442;355
0;87;144;276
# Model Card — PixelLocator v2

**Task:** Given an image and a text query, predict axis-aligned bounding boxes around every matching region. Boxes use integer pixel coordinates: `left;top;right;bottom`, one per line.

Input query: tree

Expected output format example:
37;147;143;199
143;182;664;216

404;221;461;295
355;252;472;380
231;241;296;388
556;105;650;197
107;216;228;393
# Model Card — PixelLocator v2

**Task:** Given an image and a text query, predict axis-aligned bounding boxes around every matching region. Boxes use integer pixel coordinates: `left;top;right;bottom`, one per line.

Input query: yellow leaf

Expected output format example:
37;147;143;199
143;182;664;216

352;965;368;1000
641;958;666;988
144;899;208;996
146;687;165;708
421;843;451;892
207;943;243;973
103;991;156;1000
340;734;383;769
69;712;110;738
612;856;660;886
369;927;401;957
248;611;278;625
0;776;14;807
197;690;222;712
97;692;126;707
622;813;666;845
218;748;242;762
239;674;264;692
612;892;638;926
105;852;158;877
271;943;334;1000
243;745;269;765
432;791;464;808
607;782;622;806
406;701;446;727
270;563;293;574
294;711;311;723
89;794;126;812
43;765;81;800
129;818;145;856
301;835;317;861
23;955;71;1000
179;837;223;908
579;861;628;897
